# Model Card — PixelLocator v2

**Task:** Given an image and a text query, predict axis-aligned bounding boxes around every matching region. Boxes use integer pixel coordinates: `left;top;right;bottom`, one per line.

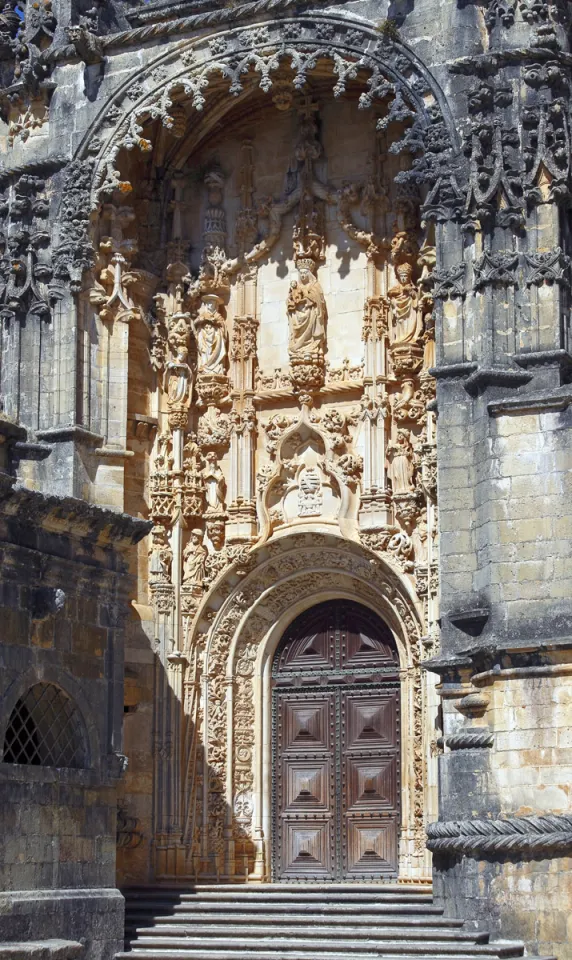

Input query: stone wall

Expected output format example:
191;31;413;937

0;473;150;960
428;340;572;960
431;662;572;960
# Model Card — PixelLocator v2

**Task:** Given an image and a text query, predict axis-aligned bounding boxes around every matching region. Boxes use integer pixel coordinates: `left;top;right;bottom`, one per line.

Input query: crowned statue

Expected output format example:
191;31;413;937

288;202;327;361
387;260;424;346
287;260;327;359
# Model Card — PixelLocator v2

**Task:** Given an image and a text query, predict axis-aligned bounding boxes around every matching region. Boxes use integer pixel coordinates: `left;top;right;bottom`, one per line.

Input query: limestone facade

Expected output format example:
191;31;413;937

0;0;571;958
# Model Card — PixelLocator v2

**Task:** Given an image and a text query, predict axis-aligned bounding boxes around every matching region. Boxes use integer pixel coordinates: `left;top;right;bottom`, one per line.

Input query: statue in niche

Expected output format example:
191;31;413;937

164;340;193;429
287;260;327;359
182;528;208;586
193;294;227;375
164;348;192;406
202;452;226;512
412;513;429;564
387;428;415;495
388;261;424;346
149;525;172;583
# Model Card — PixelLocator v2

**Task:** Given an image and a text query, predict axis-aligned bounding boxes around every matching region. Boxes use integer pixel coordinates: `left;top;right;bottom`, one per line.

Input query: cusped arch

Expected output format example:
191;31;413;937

77;12;460;205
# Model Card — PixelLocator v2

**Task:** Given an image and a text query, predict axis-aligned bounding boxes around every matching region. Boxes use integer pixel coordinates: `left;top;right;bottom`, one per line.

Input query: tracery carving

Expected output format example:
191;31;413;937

193;535;429;874
88;22;445;881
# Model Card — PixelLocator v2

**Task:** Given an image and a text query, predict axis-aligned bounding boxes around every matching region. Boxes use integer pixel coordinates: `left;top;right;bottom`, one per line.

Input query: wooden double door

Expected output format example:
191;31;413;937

272;600;401;881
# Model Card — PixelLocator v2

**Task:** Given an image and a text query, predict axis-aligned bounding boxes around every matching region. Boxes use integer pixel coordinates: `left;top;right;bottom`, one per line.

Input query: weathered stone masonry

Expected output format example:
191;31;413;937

1;0;572;958
0;466;150;960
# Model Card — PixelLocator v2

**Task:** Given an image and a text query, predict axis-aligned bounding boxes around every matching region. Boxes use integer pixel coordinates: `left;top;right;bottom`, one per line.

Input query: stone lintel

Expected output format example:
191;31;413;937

512;348;572;372
0;417;27;444
429;362;477;380
463;366;532;396
488;386;572;416
0;156;69;187
425;636;572;682
36;426;104;446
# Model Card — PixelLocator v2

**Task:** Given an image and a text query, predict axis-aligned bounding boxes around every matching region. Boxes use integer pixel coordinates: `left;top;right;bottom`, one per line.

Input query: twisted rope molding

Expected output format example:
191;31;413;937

444;732;494;750
102;0;346;50
427;814;572;857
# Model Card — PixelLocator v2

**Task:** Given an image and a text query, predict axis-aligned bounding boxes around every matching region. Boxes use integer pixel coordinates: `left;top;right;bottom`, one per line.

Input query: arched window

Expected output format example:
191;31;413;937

3;683;88;769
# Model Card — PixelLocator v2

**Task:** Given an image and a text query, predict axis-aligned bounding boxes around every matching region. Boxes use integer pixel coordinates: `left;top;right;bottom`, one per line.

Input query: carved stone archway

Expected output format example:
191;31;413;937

173;531;437;883
78;13;459;206
65;12;453;886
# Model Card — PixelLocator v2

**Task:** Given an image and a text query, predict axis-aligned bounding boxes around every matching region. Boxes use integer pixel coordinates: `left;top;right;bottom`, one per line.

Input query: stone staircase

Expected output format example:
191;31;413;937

118;885;556;960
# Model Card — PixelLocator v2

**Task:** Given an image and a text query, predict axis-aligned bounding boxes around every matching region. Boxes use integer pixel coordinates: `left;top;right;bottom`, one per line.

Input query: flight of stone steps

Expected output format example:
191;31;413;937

118;884;557;960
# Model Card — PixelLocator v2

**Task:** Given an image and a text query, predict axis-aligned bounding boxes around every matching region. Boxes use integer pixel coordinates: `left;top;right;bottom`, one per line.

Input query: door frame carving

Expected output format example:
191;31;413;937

178;531;438;884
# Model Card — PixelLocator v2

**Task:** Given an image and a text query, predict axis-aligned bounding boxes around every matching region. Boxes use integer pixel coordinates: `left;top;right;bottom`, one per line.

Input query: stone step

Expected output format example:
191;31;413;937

117;951;527;960
119;937;525;956
126;915;465;930
126;900;443;916
125;891;434;904
126;926;483;942
124;884;431;895
0;944;83;960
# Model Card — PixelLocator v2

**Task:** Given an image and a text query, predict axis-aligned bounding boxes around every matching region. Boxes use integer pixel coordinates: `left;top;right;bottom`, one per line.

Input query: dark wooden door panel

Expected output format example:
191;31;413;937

344;692;399;750
345;816;399;876
274;690;335;879
272;601;400;881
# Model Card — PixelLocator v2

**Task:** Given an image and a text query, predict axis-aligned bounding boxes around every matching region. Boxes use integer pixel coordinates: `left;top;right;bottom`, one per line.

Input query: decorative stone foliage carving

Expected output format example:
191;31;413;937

0;174;52;322
80;19;444;882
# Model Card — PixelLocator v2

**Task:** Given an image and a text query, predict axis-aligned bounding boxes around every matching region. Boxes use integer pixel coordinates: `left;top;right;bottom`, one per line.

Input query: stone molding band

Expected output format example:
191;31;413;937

438;732;494;750
427;814;572;857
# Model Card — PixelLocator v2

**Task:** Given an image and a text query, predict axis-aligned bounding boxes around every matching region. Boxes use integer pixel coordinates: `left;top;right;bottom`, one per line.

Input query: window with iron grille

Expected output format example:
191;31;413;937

2;683;88;769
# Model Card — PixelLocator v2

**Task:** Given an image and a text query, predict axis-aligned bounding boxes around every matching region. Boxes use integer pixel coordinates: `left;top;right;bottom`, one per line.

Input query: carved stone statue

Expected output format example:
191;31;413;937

387;429;415;495
388;261;424;345
202;451;226;513
287;262;327;358
412;513;429;564
164;348;192;405
193;294;227;375
182;528;208;586
149;525;172;583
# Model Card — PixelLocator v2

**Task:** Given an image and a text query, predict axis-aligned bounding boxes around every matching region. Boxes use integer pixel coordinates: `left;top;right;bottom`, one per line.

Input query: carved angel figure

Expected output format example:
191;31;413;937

182;528;208;585
193;294;227;375
388;262;424;345
287;264;327;358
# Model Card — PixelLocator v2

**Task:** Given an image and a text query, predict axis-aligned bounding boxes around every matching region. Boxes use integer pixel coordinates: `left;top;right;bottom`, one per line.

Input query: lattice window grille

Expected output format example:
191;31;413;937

3;683;87;769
